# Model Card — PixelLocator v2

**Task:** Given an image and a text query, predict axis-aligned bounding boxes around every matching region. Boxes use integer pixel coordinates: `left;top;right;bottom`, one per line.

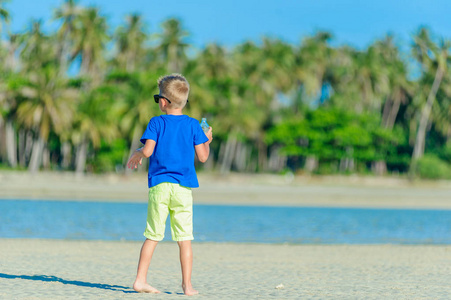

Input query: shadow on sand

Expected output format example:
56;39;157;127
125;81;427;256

0;273;137;294
0;273;182;295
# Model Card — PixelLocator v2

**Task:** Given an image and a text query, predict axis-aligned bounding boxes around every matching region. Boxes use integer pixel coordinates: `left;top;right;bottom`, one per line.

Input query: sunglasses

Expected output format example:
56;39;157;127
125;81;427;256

153;95;189;104
154;94;172;104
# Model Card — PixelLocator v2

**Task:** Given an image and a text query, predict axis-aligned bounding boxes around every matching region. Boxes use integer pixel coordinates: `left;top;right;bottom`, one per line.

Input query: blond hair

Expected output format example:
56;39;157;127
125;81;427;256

157;73;190;108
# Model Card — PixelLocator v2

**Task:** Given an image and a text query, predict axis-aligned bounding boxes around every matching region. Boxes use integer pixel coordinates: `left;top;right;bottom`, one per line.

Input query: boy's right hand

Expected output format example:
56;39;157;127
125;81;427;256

127;150;144;169
127;140;156;169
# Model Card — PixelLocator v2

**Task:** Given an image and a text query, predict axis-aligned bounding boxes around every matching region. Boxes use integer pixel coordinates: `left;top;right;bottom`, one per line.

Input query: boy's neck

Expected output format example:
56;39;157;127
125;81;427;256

165;108;184;115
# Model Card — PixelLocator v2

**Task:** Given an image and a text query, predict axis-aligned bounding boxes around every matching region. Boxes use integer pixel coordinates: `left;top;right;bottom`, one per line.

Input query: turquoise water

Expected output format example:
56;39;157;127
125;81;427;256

1;199;451;244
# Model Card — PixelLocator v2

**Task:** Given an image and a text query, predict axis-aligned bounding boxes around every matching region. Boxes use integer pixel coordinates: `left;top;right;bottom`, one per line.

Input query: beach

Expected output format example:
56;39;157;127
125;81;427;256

1;240;451;299
1;171;451;299
1;171;451;209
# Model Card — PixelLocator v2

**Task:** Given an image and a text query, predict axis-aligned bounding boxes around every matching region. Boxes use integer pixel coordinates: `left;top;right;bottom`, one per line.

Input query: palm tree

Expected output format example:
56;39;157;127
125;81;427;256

14;20;78;172
71;7;108;85
411;28;450;171
3;33;19;71
1;34;23;167
186;43;235;119
113;14;148;72
192;43;235;79
369;36;412;174
70;86;118;175
259;37;295;93
19;20;55;72
53;0;82;75
376;35;412;130
0;60;18;168
211;41;274;173
289;33;335;171
156;18;189;73
0;9;13;166
252;38;297;171
0;0;10;36
295;32;333;105
432;80;451;144
353;46;387;114
15;65;77;172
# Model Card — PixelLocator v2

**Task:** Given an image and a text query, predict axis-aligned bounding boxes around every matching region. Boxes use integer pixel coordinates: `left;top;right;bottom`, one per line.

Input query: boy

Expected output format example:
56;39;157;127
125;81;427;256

127;74;213;296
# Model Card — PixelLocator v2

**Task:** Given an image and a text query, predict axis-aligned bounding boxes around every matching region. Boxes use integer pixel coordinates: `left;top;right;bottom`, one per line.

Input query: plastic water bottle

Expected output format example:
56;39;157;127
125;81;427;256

200;117;209;133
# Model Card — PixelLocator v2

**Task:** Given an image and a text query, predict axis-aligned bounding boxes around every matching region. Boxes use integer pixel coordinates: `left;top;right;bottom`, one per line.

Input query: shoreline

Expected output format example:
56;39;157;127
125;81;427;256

1;170;451;209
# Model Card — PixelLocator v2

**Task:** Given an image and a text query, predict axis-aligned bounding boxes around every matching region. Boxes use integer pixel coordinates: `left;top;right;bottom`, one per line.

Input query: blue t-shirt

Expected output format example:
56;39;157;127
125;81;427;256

140;115;209;188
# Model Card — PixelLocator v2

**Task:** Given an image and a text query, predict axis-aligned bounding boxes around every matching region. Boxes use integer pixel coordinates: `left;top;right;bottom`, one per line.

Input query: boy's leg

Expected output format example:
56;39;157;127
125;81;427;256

134;183;170;293
170;184;197;295
133;239;160;293
178;240;198;296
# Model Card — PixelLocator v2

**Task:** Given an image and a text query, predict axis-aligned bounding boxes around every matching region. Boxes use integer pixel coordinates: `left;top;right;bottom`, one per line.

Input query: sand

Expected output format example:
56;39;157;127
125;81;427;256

1;171;451;298
1;239;450;299
1;171;451;209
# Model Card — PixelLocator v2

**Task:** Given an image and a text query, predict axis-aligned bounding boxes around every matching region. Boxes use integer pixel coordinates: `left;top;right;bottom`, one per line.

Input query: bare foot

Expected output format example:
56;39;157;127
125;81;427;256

133;281;161;293
182;284;199;296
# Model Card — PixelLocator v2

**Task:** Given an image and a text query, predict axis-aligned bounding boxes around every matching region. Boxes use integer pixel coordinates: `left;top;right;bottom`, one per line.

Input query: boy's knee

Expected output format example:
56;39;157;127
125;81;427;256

177;240;191;245
146;238;160;243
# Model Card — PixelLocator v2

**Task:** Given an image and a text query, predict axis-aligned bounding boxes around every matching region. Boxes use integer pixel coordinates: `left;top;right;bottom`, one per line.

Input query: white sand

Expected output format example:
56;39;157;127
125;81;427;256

1;239;451;299
1;171;451;209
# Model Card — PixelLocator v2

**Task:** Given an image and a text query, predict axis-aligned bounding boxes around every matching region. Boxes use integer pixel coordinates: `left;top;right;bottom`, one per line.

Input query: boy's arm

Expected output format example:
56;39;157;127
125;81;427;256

127;139;156;169
195;127;213;163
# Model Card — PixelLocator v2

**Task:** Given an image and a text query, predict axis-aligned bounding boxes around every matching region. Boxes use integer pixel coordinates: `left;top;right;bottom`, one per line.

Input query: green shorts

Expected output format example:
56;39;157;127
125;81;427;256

143;182;194;242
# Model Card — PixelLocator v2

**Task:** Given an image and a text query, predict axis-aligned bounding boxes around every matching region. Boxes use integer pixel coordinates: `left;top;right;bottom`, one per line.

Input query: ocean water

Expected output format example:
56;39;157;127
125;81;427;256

1;199;451;244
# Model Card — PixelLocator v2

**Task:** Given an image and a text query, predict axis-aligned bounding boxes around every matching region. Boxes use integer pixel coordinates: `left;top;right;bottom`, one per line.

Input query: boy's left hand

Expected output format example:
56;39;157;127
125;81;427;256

205;127;213;143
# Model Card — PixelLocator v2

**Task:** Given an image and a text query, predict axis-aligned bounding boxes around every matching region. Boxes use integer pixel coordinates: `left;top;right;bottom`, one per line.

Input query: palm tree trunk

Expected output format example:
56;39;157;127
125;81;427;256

372;161;387;176
382;89;405;130
58;31;72;76
0;118;4;161
381;97;392;127
382;98;399;130
305;156;318;172
219;135;237;174
5;119;17;167
17;130;24;167
28;136;44;173
24;131;34;167
386;98;402;130
257;139;268;172
203;150;214;171
411;66;445;165
168;44;178;72
234;142;248;172
61;141;72;169
268;146;286;172
75;138;88;175
379;94;403;175
42;145;50;169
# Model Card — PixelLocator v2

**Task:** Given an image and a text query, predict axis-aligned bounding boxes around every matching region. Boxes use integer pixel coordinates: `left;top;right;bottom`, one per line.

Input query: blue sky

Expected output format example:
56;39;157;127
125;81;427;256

4;0;451;50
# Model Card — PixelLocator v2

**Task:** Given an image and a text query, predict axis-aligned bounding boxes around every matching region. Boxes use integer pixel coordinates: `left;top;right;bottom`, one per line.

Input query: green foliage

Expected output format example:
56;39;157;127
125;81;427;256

1;2;450;178
267;108;403;172
440;142;451;163
416;154;451;180
89;139;128;173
